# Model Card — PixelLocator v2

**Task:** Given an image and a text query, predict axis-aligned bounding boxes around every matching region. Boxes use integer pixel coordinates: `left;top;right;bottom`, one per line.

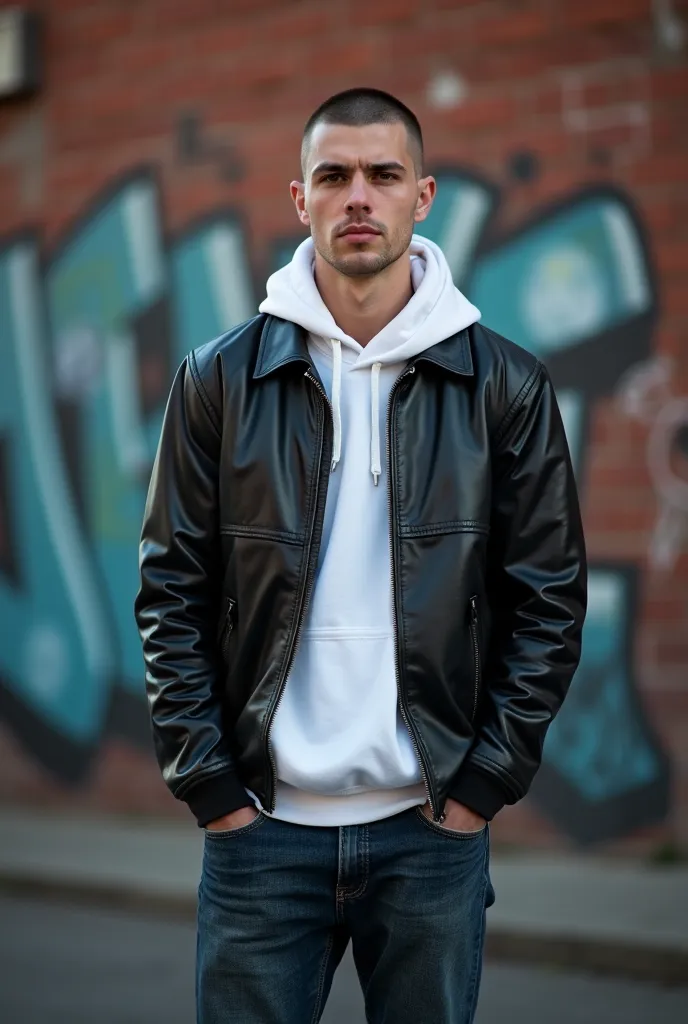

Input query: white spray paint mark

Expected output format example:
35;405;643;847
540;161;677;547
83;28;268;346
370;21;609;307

561;59;651;166
617;357;688;570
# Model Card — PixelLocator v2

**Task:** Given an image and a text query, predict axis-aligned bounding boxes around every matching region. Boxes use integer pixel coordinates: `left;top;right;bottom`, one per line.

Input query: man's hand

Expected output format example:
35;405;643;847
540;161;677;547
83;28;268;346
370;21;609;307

421;796;486;832
205;805;260;831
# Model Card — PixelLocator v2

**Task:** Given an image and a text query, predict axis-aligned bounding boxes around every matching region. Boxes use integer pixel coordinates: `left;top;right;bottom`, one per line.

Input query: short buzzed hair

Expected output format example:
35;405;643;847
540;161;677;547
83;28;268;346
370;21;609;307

301;87;424;177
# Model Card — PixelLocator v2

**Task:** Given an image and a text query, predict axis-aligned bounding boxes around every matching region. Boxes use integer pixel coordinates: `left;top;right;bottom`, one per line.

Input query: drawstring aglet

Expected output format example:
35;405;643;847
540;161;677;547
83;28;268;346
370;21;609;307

372;471;380;486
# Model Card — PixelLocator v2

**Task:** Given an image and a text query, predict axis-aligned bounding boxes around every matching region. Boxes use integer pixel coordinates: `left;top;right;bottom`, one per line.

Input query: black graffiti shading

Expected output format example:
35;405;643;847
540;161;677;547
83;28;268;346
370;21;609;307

0;435;20;585
531;564;671;845
176;111;245;183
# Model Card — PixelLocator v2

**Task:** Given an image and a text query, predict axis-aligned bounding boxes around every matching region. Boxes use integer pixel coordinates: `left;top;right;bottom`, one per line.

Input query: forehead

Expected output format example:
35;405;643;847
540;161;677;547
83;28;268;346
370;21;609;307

305;121;414;175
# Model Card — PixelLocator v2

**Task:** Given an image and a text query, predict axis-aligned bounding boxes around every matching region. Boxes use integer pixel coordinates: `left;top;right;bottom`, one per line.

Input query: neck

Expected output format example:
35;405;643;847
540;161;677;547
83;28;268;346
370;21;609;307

313;249;413;345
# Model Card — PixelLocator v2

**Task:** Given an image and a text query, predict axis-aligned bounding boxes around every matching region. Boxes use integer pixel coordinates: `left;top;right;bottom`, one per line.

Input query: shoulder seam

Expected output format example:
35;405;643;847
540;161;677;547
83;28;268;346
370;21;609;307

188;349;222;437
493;359;543;449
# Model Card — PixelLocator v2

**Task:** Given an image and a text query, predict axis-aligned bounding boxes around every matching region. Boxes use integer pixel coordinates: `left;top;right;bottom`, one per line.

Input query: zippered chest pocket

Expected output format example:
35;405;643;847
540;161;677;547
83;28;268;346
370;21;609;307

218;596;236;664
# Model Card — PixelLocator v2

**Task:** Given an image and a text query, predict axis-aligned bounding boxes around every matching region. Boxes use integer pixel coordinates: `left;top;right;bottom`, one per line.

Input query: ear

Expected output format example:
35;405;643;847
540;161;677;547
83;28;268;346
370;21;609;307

414;176;437;224
290;181;311;228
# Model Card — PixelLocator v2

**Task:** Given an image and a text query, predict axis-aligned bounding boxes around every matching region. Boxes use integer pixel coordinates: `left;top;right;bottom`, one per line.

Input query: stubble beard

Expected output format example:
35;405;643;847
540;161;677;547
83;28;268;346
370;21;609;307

315;220;415;279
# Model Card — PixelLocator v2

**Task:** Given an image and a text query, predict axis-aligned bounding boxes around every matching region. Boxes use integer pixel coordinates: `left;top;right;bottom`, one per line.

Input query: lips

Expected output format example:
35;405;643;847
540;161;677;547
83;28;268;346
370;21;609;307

339;226;381;240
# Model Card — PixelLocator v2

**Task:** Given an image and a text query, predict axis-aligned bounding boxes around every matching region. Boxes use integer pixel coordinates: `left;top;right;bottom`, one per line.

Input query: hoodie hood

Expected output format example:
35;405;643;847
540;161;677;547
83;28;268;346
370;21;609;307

259;234;481;482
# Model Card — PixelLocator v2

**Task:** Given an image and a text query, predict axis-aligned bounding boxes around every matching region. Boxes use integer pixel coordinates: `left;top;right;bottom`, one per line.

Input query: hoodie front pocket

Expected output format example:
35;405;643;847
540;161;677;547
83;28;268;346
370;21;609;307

270;628;422;795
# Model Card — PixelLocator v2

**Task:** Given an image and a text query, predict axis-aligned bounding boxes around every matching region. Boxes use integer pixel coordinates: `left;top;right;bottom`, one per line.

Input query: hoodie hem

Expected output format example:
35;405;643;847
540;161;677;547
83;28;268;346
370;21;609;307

246;781;427;827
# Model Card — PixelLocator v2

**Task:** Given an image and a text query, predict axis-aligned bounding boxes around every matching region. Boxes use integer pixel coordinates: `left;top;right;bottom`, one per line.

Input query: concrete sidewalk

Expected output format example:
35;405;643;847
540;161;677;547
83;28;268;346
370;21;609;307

1;806;686;984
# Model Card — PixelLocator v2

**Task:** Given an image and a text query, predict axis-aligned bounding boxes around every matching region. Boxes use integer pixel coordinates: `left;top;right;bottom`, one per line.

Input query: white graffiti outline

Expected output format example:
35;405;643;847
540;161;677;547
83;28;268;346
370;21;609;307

617;356;688;569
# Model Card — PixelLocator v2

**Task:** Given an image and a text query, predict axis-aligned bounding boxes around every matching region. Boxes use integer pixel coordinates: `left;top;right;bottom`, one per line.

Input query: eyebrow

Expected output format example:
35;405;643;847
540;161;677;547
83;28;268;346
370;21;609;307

310;160;407;178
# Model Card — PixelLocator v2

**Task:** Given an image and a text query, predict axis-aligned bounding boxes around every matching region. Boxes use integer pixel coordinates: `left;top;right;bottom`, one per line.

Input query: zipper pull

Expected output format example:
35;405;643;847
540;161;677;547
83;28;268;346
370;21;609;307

470;595;478;625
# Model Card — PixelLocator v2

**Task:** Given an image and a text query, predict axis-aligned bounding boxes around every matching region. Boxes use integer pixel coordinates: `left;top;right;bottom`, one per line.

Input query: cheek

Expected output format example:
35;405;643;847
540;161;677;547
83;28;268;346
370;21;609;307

387;198;417;234
306;197;336;234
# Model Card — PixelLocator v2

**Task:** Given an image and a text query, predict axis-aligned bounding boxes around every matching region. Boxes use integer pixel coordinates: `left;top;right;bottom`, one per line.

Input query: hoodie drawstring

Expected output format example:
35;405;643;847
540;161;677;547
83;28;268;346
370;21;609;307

370;362;382;485
330;339;342;473
329;341;383;485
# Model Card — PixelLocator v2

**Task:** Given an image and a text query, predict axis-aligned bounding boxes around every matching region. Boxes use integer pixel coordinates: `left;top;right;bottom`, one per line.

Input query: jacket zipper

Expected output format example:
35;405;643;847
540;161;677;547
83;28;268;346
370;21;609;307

263;369;333;811
469;595;481;721
387;365;442;822
220;597;236;663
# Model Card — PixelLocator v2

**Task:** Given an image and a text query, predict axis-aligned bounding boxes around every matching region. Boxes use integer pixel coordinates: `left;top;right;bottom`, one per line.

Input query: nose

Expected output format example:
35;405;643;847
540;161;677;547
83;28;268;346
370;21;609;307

345;170;372;215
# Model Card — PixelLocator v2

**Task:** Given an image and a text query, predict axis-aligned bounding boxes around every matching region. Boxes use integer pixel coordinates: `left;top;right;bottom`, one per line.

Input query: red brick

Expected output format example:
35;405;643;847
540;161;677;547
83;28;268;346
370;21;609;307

303;39;382;77
559;0;649;29
655;241;688;276
345;0;421;29
443;92;521;130
639;193;688;237
469;7;553;46
653;637;688;667
663;282;688;315
260;4;334;43
642;596;688;627
592;463;650;489
651;65;688;101
57;5;138;49
630;152;688;186
650;106;688;150
433;0;492;10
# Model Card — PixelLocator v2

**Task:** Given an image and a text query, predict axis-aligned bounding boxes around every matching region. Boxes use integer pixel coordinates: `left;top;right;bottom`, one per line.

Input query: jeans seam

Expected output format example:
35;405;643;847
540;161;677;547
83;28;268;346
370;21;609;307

309;931;334;1024
344;825;369;899
335;827;345;922
465;827;491;1021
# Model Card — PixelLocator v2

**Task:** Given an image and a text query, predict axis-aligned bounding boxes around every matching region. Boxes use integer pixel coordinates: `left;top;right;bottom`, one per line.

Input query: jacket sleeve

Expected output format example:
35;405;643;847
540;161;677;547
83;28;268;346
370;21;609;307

134;350;255;826
448;360;587;820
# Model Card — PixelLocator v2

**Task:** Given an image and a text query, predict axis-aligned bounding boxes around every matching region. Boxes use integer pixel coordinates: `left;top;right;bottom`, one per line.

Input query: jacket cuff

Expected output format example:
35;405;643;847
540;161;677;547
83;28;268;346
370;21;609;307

447;764;509;821
182;770;256;827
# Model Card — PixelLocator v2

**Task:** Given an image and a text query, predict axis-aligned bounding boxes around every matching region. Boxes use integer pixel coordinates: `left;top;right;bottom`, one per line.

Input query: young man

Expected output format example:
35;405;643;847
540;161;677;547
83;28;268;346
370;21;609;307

135;88;587;1024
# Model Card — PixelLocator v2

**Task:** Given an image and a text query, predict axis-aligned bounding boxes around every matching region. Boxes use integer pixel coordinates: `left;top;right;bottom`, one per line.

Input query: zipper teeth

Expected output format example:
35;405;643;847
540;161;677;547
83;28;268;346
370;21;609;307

221;599;235;661
386;365;439;821
264;370;332;811
470;597;481;721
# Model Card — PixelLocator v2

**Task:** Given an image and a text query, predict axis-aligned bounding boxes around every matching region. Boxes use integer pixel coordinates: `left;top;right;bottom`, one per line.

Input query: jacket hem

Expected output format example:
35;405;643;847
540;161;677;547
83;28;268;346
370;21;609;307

447;764;510;821
183;770;256;827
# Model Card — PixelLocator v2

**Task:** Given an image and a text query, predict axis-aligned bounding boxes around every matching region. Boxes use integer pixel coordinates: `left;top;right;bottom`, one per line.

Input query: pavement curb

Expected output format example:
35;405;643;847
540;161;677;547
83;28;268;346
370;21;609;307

484;930;688;987
0;872;198;921
2;870;686;987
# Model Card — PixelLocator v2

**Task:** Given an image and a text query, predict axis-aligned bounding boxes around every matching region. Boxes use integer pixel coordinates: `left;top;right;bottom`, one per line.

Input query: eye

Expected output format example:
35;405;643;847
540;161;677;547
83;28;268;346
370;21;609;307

323;173;344;183
376;172;397;181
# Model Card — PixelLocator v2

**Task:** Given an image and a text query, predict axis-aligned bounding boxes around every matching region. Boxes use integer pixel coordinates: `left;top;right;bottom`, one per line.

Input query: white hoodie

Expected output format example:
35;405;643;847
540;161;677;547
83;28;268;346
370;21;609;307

248;234;481;826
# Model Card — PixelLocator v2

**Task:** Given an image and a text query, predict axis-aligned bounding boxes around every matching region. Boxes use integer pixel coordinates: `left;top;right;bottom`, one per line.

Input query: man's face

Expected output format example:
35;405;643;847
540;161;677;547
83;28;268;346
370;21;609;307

292;121;435;278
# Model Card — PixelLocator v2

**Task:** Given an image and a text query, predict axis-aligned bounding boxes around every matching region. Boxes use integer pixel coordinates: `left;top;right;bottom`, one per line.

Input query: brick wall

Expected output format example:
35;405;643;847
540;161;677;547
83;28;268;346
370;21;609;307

0;0;686;855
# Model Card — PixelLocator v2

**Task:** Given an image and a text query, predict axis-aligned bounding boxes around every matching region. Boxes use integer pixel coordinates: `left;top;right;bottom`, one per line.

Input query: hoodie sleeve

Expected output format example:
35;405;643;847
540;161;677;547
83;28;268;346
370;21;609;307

448;361;588;820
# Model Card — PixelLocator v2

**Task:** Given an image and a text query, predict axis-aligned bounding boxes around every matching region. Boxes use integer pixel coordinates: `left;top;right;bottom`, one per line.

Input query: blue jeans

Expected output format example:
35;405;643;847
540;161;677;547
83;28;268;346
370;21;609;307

196;804;495;1023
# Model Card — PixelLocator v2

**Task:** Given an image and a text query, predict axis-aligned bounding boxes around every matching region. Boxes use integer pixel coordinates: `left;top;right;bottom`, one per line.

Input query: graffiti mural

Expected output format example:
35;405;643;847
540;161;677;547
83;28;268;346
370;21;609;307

469;187;671;844
0;169;255;773
0;165;673;843
617;355;688;571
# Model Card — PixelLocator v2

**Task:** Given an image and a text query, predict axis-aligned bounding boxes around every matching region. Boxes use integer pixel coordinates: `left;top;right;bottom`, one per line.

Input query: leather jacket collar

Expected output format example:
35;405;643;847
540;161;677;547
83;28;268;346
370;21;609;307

253;314;475;380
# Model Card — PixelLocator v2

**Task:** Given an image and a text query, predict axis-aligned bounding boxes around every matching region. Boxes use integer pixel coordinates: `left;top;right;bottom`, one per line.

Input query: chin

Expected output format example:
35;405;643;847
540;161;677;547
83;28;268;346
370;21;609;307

332;252;388;277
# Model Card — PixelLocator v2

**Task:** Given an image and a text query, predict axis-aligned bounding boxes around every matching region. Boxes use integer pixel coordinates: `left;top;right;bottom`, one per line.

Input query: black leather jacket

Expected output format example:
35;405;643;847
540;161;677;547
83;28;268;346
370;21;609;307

135;314;587;826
